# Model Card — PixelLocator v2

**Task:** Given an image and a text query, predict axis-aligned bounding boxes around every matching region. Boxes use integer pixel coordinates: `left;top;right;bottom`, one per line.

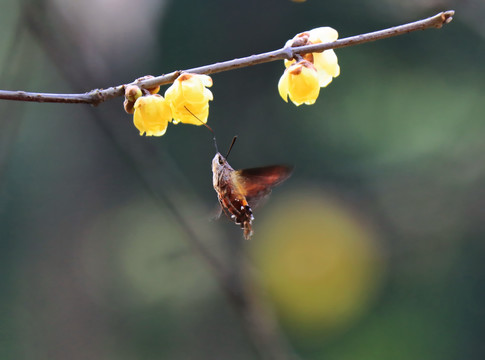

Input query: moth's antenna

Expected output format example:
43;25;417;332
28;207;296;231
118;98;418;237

184;106;218;153
225;136;238;159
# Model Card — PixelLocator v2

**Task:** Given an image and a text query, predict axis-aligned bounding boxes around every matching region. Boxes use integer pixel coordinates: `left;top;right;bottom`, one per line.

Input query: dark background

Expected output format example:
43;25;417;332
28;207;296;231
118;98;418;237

1;0;484;359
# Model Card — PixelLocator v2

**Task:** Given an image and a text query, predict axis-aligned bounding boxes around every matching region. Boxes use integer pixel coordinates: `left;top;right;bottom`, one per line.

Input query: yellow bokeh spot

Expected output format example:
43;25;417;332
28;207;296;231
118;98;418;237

250;189;384;335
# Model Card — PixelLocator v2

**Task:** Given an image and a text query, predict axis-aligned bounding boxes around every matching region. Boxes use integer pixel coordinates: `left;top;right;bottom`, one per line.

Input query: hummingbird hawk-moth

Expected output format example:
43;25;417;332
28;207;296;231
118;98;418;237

212;137;292;240
181;106;292;239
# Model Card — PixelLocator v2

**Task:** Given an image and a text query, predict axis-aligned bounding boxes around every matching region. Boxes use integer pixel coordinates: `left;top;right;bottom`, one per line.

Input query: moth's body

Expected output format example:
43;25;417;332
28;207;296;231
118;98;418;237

212;152;292;240
212;152;254;239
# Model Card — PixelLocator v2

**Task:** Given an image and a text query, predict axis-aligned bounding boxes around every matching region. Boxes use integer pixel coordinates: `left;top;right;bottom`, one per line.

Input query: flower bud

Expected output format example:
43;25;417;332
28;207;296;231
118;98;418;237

124;99;135;114
135;75;160;95
125;85;143;103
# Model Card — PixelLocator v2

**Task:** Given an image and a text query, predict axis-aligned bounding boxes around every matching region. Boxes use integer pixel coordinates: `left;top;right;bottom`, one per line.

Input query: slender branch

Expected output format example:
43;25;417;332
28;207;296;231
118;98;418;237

0;10;454;105
0;90;100;104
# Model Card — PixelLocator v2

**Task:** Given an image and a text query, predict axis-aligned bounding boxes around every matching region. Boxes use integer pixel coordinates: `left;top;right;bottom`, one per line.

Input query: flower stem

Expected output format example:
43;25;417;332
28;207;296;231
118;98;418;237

0;10;454;105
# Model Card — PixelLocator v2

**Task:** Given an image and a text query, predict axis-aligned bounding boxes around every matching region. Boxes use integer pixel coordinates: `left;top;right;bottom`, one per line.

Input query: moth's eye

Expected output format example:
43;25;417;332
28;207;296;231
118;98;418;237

218;157;224;165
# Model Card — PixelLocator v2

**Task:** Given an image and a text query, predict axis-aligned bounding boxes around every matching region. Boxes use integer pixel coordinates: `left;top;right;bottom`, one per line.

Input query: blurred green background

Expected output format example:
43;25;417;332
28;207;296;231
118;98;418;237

1;0;484;359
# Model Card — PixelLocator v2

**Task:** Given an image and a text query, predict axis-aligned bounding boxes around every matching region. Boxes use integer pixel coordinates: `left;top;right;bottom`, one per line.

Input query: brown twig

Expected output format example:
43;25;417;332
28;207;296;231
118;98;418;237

0;10;454;105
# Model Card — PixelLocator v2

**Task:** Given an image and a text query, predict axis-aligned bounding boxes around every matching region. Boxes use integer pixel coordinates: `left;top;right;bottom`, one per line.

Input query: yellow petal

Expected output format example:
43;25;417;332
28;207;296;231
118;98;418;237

165;73;213;125
197;74;213;88
312;50;340;87
316;71;333;88
133;95;172;136
204;87;214;101
182;79;205;102
278;70;290;103
288;65;320;106
284;38;294;48
308;27;338;43
284;59;296;69
314;50;339;76
279;61;320;106
164;80;179;101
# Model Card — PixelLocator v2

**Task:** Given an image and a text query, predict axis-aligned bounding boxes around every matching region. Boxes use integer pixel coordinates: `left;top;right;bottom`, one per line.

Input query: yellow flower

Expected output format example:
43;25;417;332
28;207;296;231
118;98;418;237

278;60;320;106
133;95;172;136
285;27;340;88
164;73;213;125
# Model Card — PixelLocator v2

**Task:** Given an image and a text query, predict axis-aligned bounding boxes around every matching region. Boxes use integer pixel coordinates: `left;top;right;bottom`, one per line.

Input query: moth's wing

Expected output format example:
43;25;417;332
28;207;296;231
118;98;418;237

210;202;223;220
234;165;293;208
